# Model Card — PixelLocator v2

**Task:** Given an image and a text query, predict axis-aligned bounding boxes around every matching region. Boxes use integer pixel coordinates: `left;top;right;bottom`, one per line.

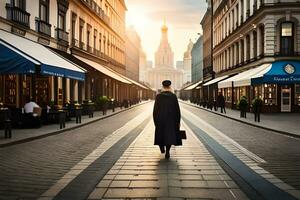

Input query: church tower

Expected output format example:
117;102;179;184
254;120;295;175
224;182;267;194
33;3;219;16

154;19;174;68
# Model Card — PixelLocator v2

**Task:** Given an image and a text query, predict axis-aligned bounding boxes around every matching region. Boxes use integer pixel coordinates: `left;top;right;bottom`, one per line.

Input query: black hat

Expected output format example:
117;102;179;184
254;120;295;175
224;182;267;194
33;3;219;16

162;80;171;87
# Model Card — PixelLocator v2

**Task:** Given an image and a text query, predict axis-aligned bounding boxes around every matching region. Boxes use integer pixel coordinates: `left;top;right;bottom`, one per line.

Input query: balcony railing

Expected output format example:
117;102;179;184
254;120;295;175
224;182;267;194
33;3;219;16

6;4;30;28
36;19;51;36
79;41;86;50
80;0;111;27
56;28;69;43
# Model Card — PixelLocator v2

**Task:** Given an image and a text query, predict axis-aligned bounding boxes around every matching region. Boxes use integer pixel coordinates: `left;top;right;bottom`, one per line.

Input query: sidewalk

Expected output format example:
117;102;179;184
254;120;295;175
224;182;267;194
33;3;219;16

87;121;249;199
181;100;300;138
0;101;150;147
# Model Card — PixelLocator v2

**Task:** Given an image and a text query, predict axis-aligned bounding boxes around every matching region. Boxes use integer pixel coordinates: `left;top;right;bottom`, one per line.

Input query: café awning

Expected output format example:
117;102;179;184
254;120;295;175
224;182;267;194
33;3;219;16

252;61;300;84
0;30;85;81
184;80;202;91
218;64;270;88
74;55;131;84
234;63;271;87
203;75;229;86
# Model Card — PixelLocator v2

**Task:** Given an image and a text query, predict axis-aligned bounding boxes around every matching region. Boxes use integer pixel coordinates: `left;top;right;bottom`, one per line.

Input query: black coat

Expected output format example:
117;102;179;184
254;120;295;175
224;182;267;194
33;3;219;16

153;91;182;146
217;94;225;107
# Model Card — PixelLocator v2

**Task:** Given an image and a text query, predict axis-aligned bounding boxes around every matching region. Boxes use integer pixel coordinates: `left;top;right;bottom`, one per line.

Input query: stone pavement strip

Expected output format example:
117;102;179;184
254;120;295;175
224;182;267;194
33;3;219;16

87;121;249;200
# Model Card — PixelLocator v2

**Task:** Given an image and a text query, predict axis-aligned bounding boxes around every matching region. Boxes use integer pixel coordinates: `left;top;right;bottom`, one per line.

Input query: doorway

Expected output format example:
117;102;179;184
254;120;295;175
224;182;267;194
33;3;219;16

281;86;291;112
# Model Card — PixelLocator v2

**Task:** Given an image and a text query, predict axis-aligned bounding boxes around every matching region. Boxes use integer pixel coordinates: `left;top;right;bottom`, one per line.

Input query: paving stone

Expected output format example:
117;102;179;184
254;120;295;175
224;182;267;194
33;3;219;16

87;188;107;199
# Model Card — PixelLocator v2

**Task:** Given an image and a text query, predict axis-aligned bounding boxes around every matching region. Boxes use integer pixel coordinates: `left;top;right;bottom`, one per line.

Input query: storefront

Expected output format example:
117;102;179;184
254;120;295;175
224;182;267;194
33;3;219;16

218;61;300;113
0;29;85;108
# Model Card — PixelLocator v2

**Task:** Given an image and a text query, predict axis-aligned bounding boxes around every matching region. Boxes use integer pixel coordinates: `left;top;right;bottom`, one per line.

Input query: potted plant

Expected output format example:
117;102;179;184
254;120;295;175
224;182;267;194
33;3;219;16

98;96;109;115
237;96;248;118
49;100;55;110
252;97;263;122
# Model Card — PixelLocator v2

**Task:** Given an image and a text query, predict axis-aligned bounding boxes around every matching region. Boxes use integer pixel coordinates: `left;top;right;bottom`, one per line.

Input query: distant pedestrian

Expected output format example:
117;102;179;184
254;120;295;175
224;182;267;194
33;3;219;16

217;92;226;114
153;80;182;159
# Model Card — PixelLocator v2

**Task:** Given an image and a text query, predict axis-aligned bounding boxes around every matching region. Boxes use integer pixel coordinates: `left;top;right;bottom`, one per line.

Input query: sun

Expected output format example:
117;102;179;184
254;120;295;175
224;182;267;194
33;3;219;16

126;6;151;32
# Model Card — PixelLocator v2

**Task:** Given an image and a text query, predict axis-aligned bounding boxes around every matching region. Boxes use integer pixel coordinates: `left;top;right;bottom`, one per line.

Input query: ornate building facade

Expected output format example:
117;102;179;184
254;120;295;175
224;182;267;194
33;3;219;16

147;21;183;90
206;0;300;113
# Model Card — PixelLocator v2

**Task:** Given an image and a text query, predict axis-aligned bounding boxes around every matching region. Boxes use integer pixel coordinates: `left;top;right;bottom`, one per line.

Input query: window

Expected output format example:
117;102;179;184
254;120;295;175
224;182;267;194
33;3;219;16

94;29;97;52
280;22;294;55
71;13;77;40
281;23;293;36
295;84;300;106
58;14;65;30
13;0;26;10
40;0;49;22
254;85;264;99
99;33;102;52
264;84;277;105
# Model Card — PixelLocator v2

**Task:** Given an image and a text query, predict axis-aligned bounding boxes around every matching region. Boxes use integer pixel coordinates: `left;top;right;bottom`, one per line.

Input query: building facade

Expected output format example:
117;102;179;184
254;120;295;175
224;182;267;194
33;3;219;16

183;40;194;84
0;0;153;111
209;0;300;112
139;50;147;82
191;36;204;83
147;21;183;90
125;26;141;81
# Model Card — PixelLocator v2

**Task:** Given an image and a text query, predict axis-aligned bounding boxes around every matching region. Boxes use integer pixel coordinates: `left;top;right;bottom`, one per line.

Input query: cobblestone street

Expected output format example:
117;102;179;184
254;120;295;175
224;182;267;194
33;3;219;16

1;102;300;200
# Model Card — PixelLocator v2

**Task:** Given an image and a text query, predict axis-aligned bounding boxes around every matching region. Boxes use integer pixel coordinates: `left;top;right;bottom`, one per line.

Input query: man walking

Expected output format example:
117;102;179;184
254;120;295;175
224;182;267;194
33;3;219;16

153;80;182;159
217;92;226;114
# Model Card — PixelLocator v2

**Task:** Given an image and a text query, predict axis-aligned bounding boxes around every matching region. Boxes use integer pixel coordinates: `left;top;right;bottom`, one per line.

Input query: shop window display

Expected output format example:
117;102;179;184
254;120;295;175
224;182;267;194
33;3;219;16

295;84;300;106
264;84;277;105
254;85;264;99
5;75;17;106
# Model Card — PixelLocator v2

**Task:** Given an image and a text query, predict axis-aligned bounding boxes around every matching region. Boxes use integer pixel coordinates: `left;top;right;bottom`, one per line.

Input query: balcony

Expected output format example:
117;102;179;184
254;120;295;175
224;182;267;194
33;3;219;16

6;4;30;28
79;41;86;50
56;28;69;43
80;0;111;27
36;19;51;36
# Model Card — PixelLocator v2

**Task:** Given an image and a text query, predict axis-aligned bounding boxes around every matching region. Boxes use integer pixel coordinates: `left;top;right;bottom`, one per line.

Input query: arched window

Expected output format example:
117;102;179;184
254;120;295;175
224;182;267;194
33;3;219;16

280;22;294;55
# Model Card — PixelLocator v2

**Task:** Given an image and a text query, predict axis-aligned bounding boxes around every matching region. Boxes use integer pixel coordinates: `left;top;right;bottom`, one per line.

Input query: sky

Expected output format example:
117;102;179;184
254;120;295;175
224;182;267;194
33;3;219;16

125;0;207;64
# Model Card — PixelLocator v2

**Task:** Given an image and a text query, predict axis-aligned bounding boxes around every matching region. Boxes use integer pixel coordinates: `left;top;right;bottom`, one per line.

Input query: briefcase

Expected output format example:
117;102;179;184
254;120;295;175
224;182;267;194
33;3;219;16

180;130;187;140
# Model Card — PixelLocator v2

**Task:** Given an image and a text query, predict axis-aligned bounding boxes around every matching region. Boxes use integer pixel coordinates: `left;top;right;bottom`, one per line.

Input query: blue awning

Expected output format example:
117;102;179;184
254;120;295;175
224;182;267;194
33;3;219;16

252;61;300;84
0;42;37;74
0;30;85;81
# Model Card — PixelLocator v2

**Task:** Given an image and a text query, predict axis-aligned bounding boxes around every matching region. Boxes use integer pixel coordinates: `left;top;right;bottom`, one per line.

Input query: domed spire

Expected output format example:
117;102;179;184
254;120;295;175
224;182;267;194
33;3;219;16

161;17;168;32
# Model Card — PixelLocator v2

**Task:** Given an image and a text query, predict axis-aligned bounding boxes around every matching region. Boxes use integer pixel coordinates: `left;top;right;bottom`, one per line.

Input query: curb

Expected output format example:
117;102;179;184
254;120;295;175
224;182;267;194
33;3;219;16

0;101;152;148
180;101;300;139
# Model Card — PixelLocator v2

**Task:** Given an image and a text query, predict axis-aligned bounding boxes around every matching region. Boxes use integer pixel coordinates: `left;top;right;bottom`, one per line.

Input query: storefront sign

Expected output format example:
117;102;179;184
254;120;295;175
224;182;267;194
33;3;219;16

273;76;300;82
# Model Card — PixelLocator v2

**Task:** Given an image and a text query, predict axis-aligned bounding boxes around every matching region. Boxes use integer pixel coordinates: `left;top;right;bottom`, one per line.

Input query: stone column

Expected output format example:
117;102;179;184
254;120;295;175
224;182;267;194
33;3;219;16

257;27;262;57
244;36;248;61
250;31;254;59
66;78;70;102
238;40;242;63
74;80;78;101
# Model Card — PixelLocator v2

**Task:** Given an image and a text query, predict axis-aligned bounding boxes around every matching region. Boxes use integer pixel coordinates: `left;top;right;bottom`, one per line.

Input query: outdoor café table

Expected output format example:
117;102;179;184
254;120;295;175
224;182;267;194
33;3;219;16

47;110;66;129
0;108;12;138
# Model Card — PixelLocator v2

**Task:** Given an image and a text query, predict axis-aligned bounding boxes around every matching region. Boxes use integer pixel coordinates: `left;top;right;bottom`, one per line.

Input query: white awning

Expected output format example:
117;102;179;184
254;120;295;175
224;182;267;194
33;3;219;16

74;55;131;84
0;29;85;81
120;76;148;89
234;64;271;87
218;64;271;88
203;75;229;86
184;80;202;90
